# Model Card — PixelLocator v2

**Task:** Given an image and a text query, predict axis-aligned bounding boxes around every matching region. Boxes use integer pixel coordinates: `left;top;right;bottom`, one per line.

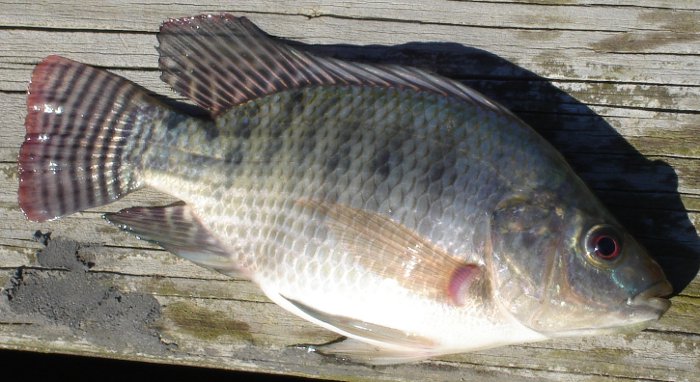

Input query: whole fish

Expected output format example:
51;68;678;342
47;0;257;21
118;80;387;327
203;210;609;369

18;14;671;364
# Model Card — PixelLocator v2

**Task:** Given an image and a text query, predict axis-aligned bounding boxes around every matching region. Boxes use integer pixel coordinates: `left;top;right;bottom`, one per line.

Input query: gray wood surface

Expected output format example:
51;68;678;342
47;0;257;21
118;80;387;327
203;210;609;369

0;1;698;381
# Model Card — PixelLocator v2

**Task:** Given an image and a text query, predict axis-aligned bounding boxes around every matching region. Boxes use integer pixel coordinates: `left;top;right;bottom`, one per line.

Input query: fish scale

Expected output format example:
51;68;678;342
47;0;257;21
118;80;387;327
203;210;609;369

147;86;515;260
19;14;672;364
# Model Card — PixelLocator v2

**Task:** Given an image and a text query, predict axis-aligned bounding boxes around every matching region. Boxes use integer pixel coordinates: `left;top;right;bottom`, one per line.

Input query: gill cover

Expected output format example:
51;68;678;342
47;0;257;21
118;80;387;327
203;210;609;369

488;192;570;332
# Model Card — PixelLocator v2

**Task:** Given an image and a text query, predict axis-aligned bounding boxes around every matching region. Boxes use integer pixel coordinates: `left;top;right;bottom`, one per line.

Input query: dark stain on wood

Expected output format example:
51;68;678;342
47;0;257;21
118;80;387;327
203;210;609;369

163;301;254;343
1;237;169;354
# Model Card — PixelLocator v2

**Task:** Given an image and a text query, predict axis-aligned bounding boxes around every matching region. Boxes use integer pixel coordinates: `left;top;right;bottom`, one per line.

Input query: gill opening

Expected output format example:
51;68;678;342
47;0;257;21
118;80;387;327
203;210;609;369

527;233;565;329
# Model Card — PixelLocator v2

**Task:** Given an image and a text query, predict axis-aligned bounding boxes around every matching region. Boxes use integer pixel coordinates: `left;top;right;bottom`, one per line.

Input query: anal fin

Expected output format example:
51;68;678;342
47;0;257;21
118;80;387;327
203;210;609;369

104;203;241;276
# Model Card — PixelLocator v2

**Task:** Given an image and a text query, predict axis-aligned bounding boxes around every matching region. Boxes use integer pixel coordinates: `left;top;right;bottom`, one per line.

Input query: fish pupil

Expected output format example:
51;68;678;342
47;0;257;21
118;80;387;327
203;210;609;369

595;235;619;259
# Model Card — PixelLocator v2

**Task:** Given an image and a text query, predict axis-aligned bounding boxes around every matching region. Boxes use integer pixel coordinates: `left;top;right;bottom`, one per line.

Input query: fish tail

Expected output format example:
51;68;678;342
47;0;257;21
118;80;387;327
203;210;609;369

19;55;170;222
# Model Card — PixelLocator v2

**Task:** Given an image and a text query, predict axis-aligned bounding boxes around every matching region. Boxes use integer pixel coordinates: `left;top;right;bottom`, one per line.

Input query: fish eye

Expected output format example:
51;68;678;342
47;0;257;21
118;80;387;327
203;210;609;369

584;225;623;266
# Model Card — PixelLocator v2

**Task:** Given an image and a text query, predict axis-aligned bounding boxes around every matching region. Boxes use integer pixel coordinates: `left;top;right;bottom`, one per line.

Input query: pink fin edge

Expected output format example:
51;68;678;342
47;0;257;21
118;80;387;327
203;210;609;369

25;55;70;134
19;55;73;222
160;13;241;30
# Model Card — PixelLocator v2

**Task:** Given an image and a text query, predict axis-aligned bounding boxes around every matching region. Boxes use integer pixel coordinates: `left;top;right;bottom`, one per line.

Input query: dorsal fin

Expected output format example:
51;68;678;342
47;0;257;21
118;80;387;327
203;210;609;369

158;14;502;115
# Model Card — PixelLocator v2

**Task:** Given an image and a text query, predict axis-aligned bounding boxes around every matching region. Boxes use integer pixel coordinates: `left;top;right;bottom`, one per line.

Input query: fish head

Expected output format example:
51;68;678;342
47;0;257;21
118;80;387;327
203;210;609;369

488;190;671;337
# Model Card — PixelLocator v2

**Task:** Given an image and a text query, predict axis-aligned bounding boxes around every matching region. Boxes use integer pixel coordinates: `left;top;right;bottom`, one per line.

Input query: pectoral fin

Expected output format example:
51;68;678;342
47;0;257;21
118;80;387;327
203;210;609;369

299;200;484;305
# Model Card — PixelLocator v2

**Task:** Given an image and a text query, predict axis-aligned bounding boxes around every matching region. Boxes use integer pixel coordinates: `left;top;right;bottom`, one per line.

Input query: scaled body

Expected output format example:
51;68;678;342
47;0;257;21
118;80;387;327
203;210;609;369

145;86;559;357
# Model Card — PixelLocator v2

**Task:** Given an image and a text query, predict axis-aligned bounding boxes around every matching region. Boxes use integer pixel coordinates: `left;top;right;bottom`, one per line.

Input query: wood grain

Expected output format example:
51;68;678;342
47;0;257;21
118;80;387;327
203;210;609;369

0;1;698;381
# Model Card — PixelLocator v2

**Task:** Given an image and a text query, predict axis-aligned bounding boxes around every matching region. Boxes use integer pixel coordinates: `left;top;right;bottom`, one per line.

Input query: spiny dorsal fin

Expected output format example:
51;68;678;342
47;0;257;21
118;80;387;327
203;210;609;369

158;14;502;115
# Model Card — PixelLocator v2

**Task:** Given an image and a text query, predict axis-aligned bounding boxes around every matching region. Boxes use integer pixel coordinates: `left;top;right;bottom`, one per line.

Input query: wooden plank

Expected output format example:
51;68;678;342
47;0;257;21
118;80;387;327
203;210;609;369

1;0;699;32
1;20;698;85
0;1;698;381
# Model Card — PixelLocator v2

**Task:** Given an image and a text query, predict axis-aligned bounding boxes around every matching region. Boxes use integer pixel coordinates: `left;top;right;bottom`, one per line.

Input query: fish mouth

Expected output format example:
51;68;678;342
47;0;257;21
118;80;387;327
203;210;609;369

628;280;673;316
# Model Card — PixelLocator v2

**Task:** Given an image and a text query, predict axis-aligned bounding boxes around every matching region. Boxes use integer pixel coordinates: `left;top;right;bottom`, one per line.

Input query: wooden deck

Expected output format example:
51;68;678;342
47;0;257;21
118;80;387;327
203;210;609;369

0;1;698;381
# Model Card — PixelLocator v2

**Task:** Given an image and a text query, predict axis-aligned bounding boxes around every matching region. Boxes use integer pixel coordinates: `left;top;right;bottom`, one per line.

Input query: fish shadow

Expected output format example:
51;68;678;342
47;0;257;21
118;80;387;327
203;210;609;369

290;40;699;295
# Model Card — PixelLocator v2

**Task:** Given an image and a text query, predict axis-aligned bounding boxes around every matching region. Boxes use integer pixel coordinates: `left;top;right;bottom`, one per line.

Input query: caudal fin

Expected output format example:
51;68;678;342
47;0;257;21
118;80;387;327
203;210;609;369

19;55;167;222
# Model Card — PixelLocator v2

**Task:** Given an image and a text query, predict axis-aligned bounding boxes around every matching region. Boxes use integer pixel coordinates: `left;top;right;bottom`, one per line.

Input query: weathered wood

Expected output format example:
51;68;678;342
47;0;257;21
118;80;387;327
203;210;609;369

0;1;698;381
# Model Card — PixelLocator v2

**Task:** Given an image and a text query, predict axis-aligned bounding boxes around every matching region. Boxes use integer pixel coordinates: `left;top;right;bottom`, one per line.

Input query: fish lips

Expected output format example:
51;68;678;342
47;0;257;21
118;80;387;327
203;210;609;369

539;280;673;338
627;280;673;317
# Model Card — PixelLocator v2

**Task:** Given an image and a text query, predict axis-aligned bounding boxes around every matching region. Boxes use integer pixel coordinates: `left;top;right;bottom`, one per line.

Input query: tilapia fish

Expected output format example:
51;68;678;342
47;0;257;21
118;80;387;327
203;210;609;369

19;14;672;364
